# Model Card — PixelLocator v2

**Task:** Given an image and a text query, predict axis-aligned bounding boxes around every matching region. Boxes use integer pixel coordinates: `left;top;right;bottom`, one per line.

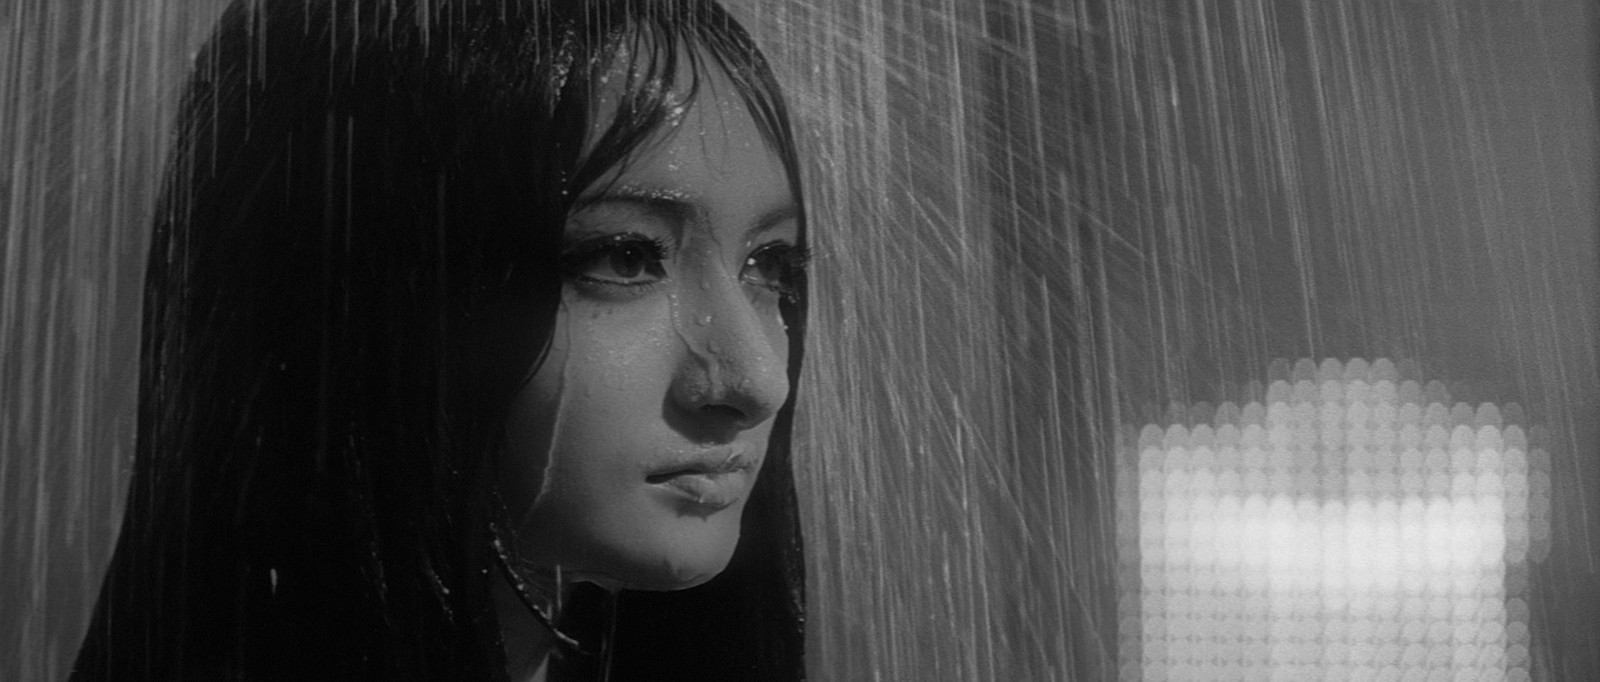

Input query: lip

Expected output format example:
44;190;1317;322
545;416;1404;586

645;448;756;511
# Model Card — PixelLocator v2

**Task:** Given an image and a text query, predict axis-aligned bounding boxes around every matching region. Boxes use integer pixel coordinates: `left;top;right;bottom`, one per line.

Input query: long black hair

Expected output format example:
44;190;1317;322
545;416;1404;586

72;1;807;679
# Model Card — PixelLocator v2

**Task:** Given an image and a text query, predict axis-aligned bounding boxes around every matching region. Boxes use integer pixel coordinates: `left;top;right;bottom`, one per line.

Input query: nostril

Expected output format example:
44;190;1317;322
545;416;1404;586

675;403;755;444
698;403;748;423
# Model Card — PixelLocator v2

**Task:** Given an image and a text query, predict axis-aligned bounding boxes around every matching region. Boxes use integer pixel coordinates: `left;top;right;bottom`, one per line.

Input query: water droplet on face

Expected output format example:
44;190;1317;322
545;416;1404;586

699;315;713;327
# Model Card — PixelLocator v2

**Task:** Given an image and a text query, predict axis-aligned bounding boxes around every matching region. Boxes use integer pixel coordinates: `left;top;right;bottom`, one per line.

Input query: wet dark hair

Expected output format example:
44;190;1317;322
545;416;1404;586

71;0;806;679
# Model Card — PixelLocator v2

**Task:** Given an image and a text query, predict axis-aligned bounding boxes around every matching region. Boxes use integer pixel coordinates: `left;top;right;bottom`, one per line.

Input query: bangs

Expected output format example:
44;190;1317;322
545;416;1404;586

556;2;800;206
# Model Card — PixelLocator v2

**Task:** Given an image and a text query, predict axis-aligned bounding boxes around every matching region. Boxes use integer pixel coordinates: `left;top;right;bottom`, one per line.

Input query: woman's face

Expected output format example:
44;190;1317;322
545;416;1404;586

502;66;800;591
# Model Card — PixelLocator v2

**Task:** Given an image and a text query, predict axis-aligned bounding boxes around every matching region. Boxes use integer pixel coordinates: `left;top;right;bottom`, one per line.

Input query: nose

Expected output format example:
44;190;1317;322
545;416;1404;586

667;270;790;440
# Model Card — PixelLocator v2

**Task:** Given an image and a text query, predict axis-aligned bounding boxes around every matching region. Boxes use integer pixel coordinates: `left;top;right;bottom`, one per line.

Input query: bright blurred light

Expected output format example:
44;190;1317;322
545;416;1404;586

1116;358;1548;681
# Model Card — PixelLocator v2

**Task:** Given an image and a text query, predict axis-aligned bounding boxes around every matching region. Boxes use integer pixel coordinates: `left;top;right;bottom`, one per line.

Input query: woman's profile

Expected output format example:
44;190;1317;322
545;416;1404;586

71;0;809;679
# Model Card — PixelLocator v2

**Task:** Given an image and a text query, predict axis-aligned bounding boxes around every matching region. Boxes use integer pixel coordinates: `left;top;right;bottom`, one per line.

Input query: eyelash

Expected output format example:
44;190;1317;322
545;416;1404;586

742;242;811;303
558;234;809;302
559;233;671;296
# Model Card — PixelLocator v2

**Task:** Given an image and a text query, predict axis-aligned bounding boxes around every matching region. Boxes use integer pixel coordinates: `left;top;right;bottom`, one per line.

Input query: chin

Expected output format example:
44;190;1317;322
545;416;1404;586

612;521;743;591
575;545;737;592
538;503;746;592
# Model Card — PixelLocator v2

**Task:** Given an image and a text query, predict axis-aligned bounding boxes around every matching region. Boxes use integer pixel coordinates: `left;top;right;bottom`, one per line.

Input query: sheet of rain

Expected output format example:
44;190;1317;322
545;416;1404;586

4;1;1595;679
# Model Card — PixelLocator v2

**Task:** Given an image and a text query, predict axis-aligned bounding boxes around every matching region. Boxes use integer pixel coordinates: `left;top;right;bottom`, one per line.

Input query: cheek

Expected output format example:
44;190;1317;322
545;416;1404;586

754;301;792;380
561;305;679;429
768;307;792;363
500;298;676;519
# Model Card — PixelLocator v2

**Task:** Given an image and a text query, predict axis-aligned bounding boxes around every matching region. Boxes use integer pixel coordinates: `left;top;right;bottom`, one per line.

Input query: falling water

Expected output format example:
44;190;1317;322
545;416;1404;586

2;2;225;680
745;1;1598;679
3;1;1595;680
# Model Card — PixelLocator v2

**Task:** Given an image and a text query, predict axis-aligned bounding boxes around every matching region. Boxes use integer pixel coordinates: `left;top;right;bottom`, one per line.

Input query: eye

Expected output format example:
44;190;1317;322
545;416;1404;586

561;234;670;291
741;242;809;302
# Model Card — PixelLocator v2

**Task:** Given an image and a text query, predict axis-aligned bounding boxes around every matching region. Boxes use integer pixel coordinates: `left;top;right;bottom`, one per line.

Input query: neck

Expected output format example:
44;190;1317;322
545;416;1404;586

493;566;568;682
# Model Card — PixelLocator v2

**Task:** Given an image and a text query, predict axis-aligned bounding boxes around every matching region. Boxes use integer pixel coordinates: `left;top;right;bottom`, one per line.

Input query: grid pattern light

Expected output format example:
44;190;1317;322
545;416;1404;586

1116;358;1551;682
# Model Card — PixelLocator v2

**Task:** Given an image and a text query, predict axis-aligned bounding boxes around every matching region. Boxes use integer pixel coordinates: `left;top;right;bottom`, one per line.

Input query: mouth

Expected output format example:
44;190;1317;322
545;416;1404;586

645;449;756;511
644;450;753;483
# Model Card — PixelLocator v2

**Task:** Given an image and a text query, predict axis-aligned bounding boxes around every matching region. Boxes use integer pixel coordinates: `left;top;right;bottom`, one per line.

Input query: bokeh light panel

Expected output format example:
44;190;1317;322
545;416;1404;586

1116;359;1551;681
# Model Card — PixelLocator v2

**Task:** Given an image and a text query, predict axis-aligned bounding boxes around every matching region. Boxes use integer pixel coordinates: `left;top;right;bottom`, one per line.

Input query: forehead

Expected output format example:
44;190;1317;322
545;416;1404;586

581;48;790;211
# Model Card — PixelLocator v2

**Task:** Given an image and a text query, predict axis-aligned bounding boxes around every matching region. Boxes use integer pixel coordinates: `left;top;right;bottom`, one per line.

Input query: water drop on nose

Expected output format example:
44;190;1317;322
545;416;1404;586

699;315;713;326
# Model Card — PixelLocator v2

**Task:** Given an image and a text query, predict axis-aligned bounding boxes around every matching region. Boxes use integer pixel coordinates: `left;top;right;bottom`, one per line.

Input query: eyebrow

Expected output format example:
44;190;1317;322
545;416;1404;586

573;185;799;240
571;187;698;228
748;204;801;240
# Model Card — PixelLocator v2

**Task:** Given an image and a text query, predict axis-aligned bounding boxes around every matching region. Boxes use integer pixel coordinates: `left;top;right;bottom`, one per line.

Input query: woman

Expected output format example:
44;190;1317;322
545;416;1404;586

71;0;809;679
